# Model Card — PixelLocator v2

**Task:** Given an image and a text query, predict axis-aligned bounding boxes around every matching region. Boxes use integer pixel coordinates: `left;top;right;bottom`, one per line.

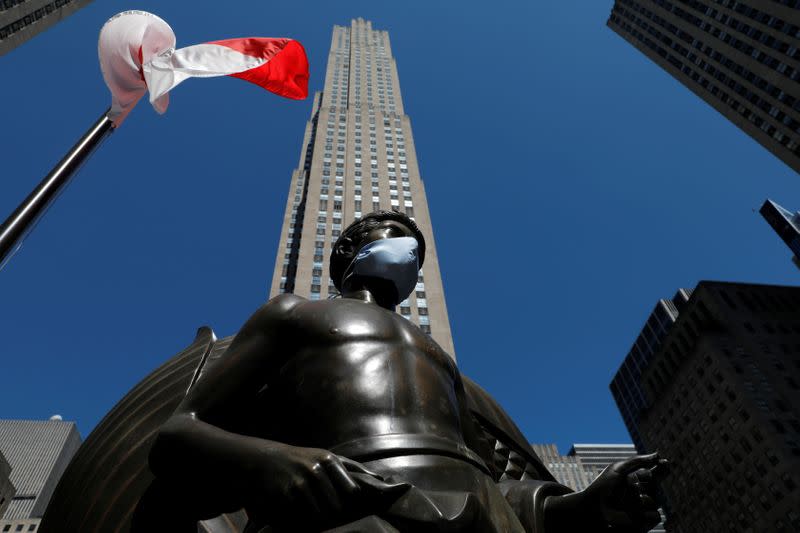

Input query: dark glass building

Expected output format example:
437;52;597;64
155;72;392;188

0;0;93;56
607;0;800;174
610;289;692;452
616;281;800;532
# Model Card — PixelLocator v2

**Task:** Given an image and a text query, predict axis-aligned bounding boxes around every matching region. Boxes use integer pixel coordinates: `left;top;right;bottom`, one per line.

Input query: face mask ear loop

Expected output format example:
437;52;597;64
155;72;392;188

340;251;361;293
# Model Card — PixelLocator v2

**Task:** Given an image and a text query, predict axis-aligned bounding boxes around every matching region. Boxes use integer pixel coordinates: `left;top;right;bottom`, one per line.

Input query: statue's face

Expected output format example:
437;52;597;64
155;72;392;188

355;220;416;252
343;220;419;306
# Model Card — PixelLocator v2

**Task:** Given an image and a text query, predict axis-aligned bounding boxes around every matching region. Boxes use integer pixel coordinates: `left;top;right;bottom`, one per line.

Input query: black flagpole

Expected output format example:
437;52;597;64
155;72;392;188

0;108;115;270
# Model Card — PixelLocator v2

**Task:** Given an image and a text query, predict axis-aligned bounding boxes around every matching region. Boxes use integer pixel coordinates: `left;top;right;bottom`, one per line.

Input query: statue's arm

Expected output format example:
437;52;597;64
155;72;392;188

150;294;297;485
148;294;359;524
456;375;665;532
542;453;667;533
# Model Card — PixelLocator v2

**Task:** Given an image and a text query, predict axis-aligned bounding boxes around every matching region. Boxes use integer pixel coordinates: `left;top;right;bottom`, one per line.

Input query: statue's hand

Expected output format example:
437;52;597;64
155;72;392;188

245;444;361;527
544;452;668;533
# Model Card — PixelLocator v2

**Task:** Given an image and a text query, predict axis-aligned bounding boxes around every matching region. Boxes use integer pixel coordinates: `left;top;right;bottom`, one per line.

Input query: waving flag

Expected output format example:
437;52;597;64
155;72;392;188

0;11;310;271
98;10;309;125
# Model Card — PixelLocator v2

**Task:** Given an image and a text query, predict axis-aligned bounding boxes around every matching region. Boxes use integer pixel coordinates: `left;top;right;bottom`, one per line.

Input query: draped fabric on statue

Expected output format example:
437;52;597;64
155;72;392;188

40;330;559;532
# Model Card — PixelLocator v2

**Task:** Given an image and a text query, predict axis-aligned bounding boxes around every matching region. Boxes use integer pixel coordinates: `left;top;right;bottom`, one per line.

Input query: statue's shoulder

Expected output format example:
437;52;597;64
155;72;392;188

228;294;308;345
248;293;307;325
263;292;308;311
265;292;307;310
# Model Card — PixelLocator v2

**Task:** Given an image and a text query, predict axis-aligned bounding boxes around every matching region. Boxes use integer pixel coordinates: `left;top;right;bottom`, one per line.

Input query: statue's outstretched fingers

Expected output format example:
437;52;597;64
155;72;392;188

631;467;652;484
627;478;651;501
650;458;670;480
638;494;658;511
612;452;660;474
627;467;653;493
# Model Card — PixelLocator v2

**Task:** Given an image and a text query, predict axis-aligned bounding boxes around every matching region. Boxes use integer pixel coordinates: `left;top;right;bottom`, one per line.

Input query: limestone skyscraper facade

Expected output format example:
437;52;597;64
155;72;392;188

269;18;455;356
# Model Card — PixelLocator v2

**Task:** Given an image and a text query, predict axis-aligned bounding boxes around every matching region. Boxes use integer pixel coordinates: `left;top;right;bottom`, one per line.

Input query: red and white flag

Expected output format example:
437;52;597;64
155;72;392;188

98;11;309;125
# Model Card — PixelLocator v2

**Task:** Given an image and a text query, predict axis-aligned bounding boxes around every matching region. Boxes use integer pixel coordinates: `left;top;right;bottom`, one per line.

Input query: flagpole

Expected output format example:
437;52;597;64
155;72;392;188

0;108;115;270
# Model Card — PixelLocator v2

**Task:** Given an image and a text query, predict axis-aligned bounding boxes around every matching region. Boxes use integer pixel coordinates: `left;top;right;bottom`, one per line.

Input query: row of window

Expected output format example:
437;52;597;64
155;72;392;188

612;6;800;156
0;0;28;10
650;0;800;81
647;350;796;530
330;26;397;113
1;523;37;532
0;0;69;40
716;0;800;32
717;286;800;313
679;0;800;58
615;1;800;118
766;0;800;10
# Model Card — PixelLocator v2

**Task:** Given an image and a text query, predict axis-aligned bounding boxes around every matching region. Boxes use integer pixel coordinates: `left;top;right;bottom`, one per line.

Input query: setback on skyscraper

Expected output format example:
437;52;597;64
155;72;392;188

760;199;800;269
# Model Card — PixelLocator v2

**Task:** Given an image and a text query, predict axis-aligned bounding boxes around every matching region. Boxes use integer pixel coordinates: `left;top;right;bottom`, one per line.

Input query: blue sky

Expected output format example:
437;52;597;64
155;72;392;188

1;1;799;454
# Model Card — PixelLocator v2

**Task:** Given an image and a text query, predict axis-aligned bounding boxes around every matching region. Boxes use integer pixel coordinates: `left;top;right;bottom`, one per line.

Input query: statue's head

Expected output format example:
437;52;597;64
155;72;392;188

330;210;426;305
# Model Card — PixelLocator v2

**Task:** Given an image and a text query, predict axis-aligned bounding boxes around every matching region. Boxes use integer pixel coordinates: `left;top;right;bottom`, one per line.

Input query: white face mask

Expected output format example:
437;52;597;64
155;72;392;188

343;236;419;305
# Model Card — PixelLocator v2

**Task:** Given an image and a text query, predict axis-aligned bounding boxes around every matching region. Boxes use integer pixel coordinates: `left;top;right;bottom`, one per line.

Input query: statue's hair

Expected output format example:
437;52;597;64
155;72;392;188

330;210;426;291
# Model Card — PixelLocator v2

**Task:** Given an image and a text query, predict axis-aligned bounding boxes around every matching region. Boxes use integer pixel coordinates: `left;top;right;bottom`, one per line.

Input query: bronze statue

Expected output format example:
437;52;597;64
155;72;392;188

128;211;667;532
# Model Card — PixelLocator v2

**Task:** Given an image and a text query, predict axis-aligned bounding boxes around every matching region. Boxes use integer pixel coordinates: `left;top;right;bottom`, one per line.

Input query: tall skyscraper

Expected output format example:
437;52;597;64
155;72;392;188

0;418;81;532
0;0;93;56
530;443;596;491
615;281;800;532
761;198;800;268
607;1;800;174
611;289;692;453
268;18;455;356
